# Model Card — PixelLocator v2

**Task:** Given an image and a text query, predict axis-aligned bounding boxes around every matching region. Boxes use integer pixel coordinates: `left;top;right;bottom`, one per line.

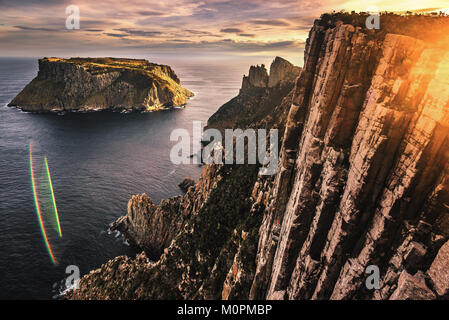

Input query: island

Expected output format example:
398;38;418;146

8;57;194;113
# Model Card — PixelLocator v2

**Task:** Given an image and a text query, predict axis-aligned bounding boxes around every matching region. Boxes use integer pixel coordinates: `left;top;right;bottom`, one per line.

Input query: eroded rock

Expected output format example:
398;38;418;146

427;240;449;297
389;271;435;300
178;177;195;193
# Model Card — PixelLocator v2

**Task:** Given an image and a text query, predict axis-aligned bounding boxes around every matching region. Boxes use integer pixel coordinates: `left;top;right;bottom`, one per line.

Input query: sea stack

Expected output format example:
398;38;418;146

8;57;194;113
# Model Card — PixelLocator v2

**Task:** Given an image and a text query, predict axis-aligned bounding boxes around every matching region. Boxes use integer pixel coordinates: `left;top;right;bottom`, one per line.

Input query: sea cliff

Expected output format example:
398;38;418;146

68;13;449;300
8;57;193;113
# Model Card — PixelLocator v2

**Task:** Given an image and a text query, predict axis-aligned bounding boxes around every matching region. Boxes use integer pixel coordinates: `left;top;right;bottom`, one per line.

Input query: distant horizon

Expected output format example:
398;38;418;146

0;47;304;67
0;54;302;71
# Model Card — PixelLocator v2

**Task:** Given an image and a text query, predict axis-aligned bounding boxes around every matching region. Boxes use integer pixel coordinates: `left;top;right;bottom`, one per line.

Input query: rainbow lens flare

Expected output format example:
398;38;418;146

29;142;62;265
44;157;62;237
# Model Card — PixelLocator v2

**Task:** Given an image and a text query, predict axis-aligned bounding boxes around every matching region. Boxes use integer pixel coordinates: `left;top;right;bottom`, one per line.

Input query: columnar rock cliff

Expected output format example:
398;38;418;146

240;57;301;93
268;57;302;88
8;57;193;113
241;65;269;91
68;13;449;300
251;15;449;300
207;56;301;133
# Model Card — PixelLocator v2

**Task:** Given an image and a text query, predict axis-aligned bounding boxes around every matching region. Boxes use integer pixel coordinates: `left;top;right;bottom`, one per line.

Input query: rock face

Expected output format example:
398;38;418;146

110;194;184;259
110;165;223;261
389;271;435;300
268;57;301;88
251;15;449;301
427;240;449;297
178;177;195;193
207;57;301;133
68;163;261;299
8;57;193;113
241;65;269;91
240;58;301;93
68;13;449;300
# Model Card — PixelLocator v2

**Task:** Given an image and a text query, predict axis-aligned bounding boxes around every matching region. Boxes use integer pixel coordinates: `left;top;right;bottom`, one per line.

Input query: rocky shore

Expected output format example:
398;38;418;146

8;57;193;113
68;13;449;300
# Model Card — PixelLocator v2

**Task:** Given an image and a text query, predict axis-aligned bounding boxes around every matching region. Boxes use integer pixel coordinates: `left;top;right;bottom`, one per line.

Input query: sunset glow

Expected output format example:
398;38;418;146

1;0;447;63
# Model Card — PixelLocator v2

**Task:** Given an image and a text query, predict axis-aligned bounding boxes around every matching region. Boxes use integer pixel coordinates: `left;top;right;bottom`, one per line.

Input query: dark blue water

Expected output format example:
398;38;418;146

0;56;269;299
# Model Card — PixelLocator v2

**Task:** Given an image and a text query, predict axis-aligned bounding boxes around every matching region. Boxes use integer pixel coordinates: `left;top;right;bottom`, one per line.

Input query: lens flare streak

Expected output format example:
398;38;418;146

30;143;56;265
44;157;62;237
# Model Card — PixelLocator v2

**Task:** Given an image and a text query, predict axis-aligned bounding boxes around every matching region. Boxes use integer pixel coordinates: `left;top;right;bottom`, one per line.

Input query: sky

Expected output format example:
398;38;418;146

0;0;448;65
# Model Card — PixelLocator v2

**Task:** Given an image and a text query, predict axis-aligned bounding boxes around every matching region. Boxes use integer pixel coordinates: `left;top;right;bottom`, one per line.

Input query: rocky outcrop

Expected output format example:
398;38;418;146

68;163;261;300
110;194;184;259
427;240;449;297
8;57;193;113
240;58;301;94
241;65;269;91
268;57;301;88
389;271;435;300
69;13;449;300
68;252;154;300
110;165;223;260
178;177;195;193
207;57;301;133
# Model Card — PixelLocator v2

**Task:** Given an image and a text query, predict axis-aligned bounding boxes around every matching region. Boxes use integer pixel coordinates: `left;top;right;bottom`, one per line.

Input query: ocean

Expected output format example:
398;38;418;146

0;56;270;299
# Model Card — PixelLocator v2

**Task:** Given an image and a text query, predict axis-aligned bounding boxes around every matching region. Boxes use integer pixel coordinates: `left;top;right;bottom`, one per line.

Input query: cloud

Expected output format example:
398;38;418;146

248;19;291;26
0;0;320;58
105;33;128;38
183;29;222;37
122;38;305;53
114;28;163;37
0;0;70;9
239;33;256;38
170;39;194;43
136;10;165;16
13;25;58;32
220;28;244;33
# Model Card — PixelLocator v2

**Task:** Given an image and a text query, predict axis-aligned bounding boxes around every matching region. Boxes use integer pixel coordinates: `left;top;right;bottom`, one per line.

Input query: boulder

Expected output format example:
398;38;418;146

389;271;435;300
179;177;195;193
427;240;449;297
